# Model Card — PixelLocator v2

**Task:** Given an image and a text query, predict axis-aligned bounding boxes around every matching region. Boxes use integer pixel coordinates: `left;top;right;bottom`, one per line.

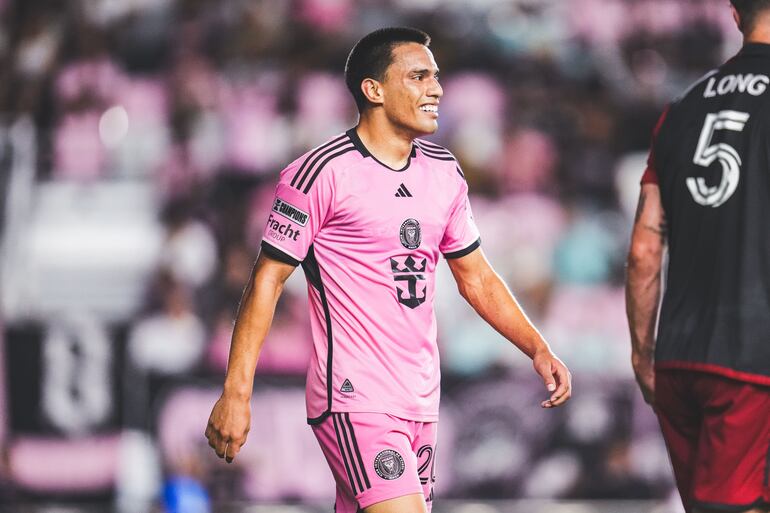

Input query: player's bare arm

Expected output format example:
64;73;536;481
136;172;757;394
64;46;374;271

205;252;296;463
446;248;572;408
625;183;666;405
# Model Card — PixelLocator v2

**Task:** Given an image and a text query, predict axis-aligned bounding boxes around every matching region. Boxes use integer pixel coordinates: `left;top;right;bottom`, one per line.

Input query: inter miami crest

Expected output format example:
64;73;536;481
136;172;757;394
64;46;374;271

374;449;405;480
400;218;421;249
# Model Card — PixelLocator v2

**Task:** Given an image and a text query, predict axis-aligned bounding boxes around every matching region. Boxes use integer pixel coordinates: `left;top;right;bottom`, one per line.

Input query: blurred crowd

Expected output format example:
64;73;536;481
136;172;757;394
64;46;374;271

0;0;742;511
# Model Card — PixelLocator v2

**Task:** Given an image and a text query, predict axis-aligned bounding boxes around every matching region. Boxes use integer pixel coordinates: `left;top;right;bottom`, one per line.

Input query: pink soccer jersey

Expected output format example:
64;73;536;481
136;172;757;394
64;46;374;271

261;129;480;424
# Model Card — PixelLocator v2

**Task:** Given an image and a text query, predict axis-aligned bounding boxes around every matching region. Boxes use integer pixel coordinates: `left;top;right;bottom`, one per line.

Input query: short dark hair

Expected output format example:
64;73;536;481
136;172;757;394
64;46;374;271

730;0;770;33
344;27;431;112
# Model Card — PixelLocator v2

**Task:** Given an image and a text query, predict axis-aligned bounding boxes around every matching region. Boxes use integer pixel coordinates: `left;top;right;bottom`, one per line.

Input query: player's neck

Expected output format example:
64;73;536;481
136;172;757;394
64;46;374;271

744;32;770;45
744;17;770;44
355;115;414;170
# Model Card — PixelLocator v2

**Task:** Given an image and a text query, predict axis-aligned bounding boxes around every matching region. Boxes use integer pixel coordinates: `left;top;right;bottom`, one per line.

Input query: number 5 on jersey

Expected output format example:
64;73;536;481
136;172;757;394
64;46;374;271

688;110;749;208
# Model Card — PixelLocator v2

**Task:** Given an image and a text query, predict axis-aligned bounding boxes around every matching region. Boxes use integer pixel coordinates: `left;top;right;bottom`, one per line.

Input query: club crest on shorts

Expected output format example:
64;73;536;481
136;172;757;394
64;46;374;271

374;449;405;480
400;218;421;249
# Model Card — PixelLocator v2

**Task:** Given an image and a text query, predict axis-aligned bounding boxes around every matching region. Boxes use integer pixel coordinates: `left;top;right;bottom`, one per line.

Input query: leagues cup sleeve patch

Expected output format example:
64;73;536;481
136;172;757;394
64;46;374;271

262;176;333;263
374;449;405;480
272;197;309;226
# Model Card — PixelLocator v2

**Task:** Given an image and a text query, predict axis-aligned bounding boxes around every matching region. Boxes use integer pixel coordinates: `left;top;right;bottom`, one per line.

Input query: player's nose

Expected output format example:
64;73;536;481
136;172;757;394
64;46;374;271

427;78;443;98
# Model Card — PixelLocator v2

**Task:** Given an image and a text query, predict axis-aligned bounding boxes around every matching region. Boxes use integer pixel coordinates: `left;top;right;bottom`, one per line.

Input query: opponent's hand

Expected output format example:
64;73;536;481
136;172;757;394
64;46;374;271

533;349;572;408
205;393;251;463
632;356;655;406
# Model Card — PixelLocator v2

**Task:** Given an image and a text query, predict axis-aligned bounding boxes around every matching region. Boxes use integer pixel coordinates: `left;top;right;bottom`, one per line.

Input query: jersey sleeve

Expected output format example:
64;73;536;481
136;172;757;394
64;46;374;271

260;162;335;266
440;178;481;259
641;105;670;185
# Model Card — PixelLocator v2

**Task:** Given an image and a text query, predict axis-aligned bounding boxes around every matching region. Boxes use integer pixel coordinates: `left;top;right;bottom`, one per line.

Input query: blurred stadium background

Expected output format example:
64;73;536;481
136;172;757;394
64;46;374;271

0;0;742;512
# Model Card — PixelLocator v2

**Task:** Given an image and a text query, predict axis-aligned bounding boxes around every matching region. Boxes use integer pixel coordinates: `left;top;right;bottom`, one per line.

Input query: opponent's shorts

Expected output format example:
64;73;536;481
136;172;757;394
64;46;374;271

311;412;437;512
655;369;770;512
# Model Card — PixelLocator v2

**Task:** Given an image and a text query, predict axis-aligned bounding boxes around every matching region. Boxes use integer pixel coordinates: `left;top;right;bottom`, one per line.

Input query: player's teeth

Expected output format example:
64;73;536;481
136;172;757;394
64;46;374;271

420;106;437;112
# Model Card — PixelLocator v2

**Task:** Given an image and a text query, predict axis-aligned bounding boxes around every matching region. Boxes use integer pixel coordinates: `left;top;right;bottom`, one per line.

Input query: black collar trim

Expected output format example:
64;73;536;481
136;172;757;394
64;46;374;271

738;42;770;57
346;128;416;172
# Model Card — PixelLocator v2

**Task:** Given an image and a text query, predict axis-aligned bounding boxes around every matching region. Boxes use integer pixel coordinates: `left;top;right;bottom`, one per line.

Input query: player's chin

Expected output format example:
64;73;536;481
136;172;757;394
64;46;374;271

410;118;439;136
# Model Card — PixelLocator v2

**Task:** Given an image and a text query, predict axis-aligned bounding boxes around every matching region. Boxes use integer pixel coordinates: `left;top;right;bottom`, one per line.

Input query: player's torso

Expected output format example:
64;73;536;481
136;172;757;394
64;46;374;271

311;139;461;313
301;139;463;420
653;44;770;377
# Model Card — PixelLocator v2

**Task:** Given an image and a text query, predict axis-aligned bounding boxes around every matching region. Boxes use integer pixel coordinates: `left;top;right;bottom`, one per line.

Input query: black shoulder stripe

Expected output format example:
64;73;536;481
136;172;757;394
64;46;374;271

302;145;356;194
415;140;452;155
419;150;456;162
294;139;352;191
415;142;456;161
417;138;448;150
417;146;452;157
290;134;348;187
455;165;465;179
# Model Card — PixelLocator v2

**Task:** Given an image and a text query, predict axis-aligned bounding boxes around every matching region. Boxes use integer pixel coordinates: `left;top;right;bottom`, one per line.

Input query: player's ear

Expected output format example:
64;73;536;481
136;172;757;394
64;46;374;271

731;4;742;32
360;78;384;107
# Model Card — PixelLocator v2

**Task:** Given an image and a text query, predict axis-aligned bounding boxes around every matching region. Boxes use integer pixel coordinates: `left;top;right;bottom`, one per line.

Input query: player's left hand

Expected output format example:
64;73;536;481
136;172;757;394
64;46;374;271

533;349;572;408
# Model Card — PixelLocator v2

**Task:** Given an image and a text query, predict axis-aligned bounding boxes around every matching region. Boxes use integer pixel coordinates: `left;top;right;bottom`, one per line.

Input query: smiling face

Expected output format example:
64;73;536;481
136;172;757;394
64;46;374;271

376;42;443;137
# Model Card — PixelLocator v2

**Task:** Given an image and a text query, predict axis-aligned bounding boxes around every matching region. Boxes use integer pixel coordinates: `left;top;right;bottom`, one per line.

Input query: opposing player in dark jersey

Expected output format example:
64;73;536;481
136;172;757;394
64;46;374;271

205;27;572;513
626;2;770;512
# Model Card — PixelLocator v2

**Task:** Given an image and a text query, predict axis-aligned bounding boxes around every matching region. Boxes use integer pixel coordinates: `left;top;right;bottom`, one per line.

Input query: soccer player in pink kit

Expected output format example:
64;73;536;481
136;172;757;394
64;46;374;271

205;27;572;513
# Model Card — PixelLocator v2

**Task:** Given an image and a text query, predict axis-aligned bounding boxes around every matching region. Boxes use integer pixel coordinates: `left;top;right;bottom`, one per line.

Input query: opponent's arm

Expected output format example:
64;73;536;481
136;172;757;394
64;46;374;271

446;249;571;407
205;252;296;462
625;183;667;405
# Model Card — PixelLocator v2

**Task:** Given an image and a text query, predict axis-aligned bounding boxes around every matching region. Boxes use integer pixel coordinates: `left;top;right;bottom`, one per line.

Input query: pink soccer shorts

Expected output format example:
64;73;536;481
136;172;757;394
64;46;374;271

311;412;438;512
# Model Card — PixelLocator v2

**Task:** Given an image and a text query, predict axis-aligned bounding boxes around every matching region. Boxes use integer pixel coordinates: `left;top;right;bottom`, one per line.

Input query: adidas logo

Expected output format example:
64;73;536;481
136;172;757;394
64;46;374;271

395;184;413;197
340;379;355;393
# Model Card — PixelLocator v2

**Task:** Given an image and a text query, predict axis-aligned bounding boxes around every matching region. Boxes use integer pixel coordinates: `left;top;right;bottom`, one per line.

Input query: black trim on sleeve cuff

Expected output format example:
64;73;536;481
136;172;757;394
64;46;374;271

260;240;301;266
443;238;481;259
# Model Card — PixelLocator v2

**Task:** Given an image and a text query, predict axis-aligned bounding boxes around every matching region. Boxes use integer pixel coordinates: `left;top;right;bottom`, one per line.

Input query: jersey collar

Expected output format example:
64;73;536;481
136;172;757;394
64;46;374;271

738;42;770;57
346;127;416;172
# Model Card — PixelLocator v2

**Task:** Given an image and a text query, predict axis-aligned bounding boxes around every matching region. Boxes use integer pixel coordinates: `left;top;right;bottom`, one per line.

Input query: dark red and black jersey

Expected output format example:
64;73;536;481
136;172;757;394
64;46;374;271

645;43;770;386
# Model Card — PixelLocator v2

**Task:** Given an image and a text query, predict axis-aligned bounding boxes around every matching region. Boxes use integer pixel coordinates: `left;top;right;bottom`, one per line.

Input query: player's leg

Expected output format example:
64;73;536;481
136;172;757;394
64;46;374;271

655;369;702;512
689;373;770;513
364;493;427;513
312;412;430;513
312;414;360;513
364;419;439;513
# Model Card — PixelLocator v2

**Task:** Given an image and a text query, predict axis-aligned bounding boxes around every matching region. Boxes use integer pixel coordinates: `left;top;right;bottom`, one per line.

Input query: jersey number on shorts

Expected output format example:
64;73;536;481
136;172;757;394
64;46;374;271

417;444;437;502
688;110;749;208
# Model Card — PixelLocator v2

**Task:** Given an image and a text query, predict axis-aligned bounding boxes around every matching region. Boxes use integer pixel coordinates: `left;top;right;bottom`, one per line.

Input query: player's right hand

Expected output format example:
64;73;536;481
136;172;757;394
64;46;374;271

205;393;251;463
632;357;655;406
533;349;572;408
